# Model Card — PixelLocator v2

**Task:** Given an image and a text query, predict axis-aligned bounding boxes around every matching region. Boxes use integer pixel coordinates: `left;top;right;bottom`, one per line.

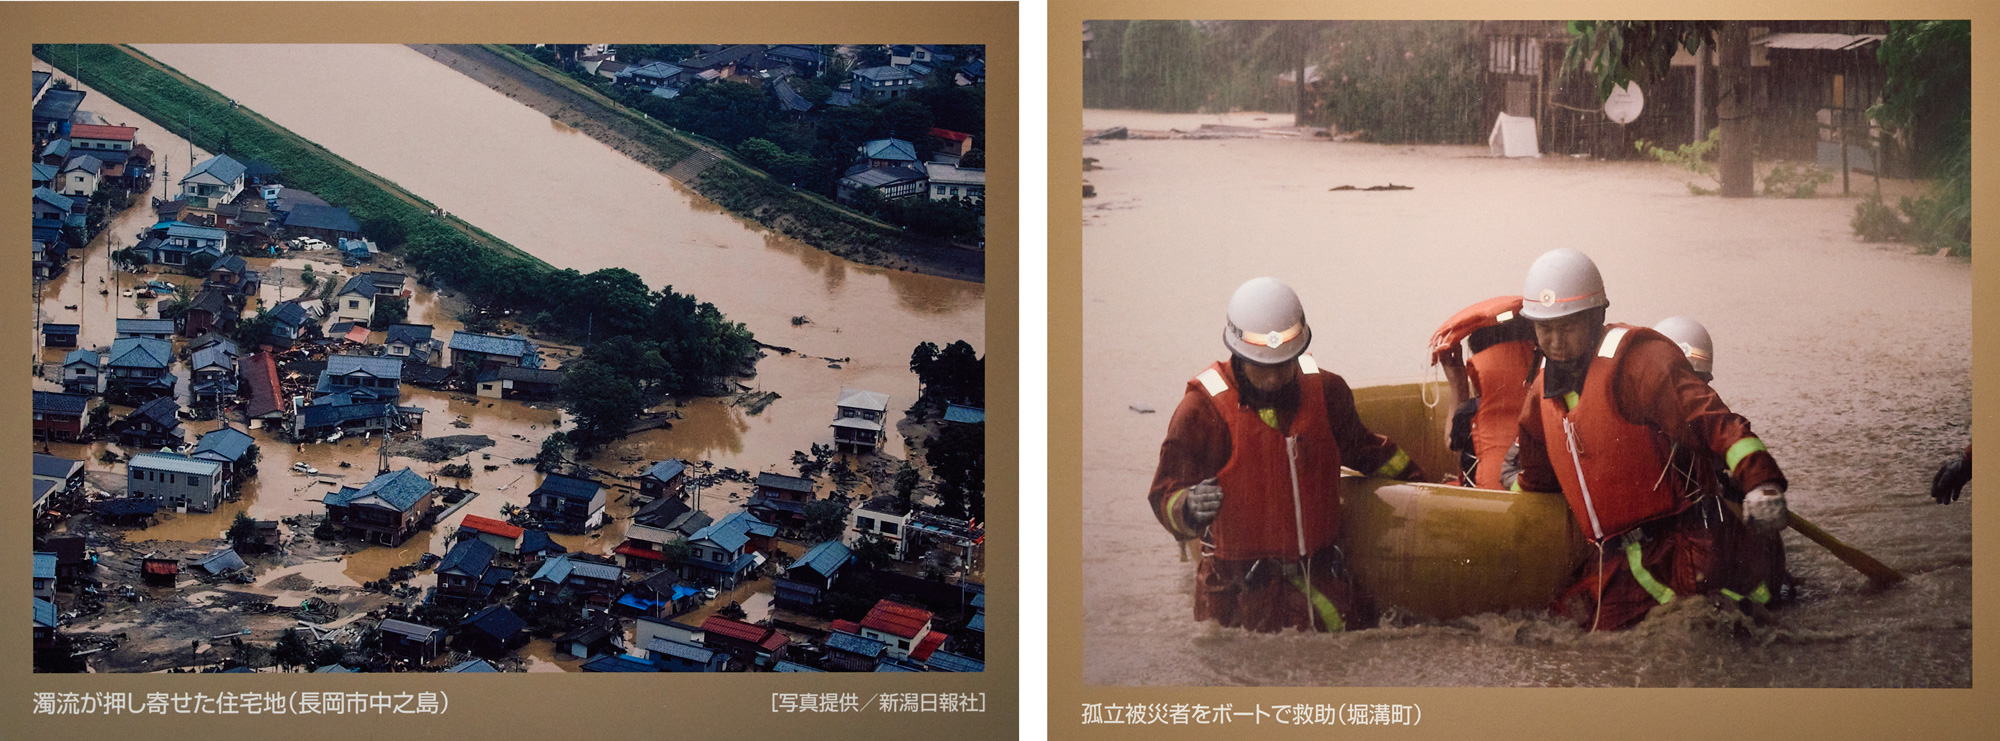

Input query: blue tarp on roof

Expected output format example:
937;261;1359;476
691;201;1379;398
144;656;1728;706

943;403;985;424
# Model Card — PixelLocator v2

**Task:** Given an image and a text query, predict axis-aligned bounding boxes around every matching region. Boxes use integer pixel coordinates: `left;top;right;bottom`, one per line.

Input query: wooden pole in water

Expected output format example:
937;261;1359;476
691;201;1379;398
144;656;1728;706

1785;510;1905;587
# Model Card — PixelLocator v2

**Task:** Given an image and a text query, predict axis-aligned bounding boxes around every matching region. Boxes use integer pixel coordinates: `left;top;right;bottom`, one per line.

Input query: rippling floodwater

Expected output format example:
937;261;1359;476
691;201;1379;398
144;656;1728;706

1080;110;1970;687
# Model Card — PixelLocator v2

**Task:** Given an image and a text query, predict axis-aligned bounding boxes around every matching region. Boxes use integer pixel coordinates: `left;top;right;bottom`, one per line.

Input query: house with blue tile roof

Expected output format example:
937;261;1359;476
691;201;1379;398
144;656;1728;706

323;468;435;545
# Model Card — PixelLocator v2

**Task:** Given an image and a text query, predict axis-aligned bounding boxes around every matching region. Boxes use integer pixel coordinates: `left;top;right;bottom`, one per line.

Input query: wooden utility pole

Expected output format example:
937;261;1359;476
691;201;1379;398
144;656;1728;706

1716;22;1755;197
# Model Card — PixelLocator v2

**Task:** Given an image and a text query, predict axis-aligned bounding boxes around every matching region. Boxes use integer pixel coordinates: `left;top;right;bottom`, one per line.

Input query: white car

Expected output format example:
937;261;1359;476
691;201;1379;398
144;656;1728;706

293;463;319;475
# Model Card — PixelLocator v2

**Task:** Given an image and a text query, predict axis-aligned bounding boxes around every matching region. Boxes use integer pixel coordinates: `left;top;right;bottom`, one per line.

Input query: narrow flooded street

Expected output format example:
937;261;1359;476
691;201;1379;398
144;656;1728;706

1079;110;1970;687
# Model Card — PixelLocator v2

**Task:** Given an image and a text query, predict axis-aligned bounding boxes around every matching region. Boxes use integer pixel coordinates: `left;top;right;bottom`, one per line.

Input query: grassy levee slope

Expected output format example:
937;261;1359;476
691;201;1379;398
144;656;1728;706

475;44;941;270
38;44;551;272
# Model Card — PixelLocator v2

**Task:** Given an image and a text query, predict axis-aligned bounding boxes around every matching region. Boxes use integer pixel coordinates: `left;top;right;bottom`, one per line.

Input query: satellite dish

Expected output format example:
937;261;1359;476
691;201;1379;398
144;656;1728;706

1603;81;1644;125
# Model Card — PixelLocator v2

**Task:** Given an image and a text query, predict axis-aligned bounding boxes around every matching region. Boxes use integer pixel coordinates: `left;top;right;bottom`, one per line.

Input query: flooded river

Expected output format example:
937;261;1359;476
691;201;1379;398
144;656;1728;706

1079;110;1971;687
38;47;983;588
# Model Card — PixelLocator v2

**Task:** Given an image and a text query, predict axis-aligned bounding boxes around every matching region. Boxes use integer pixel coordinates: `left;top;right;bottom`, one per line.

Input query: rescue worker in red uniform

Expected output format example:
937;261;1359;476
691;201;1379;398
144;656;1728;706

1149;278;1426;633
1511;250;1789;631
1653;316;1790;607
1430;296;1537;489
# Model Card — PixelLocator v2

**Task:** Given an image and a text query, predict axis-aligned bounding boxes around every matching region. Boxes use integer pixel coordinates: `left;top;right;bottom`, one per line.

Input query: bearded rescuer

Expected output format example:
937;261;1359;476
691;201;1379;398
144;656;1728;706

1511;250;1788;631
1148;277;1426;633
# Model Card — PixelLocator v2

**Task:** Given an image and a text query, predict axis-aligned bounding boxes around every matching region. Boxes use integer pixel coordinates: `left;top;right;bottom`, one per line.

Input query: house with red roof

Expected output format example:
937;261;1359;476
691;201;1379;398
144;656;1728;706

699;615;790;670
859;599;936;660
456;514;523;556
926;127;974;157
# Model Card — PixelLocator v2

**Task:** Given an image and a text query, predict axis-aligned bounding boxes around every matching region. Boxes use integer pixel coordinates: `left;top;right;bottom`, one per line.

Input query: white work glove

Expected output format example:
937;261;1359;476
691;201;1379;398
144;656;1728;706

1741;483;1789;535
1183;478;1224;529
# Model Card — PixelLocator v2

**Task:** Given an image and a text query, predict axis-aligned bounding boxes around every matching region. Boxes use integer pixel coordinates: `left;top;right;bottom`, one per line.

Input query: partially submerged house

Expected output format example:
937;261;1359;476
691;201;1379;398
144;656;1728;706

116;318;176;341
678;510;776;589
127;453;226;512
383;324;439;365
474;366;564;401
239;351;287;422
32;391;89;442
60;349;99;395
315;354;403;401
455;514;524;557
322;468;435;546
41;323;78;349
745;471;817;527
105;336;174;397
448;330;538;371
189;340;240;409
435;537;508;606
189;425;255;483
111;397;184;449
774;540;853;612
699;615;791;670
850;494;914;560
831;388;890;452
282;203;362;243
377;619;444;663
638;459;689;501
527;554;624;610
528;473;606;532
179;154;247;213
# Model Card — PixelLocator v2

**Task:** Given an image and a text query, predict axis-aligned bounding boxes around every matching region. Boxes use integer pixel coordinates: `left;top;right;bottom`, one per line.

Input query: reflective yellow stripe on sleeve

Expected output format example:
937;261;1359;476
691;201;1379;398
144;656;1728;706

1371;448;1412;479
1163;488;1195;539
1625;538;1675;605
1725;437;1768;472
1286;572;1346;633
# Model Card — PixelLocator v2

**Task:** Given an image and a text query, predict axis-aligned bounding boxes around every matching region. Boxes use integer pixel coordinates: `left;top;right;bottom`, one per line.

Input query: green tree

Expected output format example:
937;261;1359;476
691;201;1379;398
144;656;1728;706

1869;20;1969;255
187;252;219;275
1564;21;1755;197
559;358;644;447
1120;21;1207;112
881;100;935;140
852;533;896;571
231;310;279;348
227;511;260;552
615;44;698;64
801;499;851;543
535;430;571;472
912;85;984;138
272;628;312;670
371;296;409;327
927;421;985;520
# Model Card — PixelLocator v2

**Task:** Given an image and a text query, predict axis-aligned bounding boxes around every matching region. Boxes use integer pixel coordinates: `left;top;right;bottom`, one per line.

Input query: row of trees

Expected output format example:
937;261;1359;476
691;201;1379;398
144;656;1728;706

1085;21;1486;144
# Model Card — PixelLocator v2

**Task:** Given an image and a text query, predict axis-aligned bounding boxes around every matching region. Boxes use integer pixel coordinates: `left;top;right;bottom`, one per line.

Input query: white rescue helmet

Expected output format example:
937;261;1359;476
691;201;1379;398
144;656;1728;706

1653;316;1715;379
1518;248;1609;321
1223;277;1312;365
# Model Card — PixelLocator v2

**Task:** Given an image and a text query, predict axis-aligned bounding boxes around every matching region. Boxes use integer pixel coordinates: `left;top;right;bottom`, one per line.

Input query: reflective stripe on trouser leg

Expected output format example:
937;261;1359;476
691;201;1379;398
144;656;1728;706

1624;538;1675;605
1719;583;1772;605
1285;572;1345;632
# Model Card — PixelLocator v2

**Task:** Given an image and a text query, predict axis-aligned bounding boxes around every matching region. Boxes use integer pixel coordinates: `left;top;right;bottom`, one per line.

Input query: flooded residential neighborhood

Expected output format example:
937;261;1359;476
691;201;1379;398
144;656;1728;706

32;42;988;675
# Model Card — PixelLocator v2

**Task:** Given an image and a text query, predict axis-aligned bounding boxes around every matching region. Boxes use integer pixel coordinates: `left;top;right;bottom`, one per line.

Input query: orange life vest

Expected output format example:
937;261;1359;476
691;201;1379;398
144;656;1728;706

1432;296;1535;489
1189;355;1346;562
1533;324;1688;543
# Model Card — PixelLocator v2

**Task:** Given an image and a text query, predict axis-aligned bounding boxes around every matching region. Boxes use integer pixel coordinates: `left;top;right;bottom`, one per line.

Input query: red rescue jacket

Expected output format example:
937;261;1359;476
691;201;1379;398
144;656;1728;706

1189;356;1346;561
1432;296;1536;489
1533;324;1689;543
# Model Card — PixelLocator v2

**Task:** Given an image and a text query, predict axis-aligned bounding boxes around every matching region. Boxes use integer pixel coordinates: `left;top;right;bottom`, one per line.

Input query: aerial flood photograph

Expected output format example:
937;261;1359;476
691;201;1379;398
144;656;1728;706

1077;20;1970;687
31;41;990;674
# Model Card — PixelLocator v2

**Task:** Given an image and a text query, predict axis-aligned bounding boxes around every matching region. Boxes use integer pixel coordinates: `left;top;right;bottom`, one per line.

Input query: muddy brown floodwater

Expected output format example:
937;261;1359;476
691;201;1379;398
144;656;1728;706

39;44;983;590
1079;110;1970;687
